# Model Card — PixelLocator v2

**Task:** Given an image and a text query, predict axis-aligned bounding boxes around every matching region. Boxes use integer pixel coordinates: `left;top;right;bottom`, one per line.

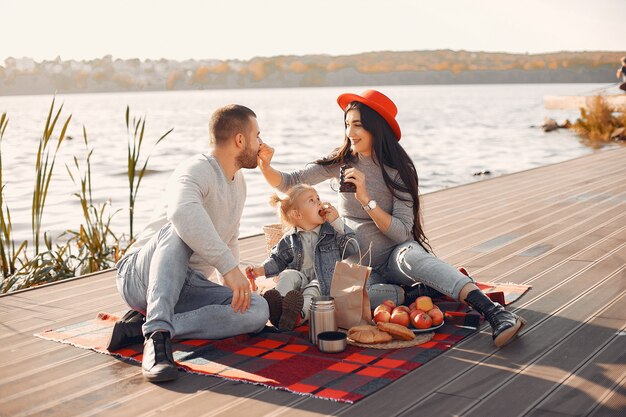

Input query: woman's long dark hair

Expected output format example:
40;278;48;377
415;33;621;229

315;101;431;252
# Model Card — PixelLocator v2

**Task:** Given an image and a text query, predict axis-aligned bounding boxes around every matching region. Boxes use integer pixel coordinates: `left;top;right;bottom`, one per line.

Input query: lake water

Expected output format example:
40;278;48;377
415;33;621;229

0;83;614;246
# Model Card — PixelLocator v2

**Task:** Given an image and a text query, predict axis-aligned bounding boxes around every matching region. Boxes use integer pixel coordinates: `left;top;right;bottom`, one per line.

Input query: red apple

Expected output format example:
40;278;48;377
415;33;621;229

374;310;391;323
416;296;434;312
411;311;433;329
393;306;411;315
382;299;396;310
374;304;393;316
408;302;417;311
427;308;444;326
390;310;410;327
409;309;425;321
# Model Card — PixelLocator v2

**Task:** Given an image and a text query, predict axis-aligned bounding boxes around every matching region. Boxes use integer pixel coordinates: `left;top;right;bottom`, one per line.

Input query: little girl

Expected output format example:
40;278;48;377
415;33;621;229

246;184;357;330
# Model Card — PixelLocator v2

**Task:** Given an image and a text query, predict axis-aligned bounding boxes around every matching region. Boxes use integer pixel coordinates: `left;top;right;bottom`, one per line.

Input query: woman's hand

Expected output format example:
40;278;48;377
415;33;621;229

320;202;339;223
257;143;274;169
344;167;370;206
257;142;283;188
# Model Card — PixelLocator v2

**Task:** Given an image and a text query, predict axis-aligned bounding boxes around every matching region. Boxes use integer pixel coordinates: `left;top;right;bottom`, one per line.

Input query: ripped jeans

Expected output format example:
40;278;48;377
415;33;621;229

367;241;474;307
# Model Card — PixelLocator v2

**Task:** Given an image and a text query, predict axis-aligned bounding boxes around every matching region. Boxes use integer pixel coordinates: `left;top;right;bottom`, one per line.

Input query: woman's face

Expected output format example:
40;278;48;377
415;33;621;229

345;109;373;156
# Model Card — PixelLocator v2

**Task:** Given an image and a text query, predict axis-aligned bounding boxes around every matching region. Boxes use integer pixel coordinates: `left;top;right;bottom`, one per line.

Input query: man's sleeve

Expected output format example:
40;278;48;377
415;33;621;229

167;159;238;275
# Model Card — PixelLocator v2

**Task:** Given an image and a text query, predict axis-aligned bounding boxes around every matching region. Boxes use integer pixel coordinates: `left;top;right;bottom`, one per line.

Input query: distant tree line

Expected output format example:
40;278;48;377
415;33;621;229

0;50;624;96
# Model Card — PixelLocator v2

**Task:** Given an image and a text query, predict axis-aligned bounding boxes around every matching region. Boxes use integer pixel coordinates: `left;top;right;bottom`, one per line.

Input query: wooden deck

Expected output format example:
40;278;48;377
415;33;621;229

1;146;625;417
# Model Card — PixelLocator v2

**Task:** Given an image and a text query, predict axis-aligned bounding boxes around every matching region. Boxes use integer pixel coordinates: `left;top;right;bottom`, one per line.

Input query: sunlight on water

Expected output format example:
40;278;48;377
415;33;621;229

0;84;609;244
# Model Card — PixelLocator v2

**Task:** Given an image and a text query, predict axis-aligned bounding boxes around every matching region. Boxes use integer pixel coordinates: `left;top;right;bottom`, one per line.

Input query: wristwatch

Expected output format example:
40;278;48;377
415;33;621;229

362;199;377;211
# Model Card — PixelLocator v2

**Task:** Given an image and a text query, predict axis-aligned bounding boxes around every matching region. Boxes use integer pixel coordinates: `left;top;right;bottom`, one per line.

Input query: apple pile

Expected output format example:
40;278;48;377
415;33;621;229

373;296;443;330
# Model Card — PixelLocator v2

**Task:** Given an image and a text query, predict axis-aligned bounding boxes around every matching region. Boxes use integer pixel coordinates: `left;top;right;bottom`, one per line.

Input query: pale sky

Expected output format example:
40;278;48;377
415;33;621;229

1;0;623;62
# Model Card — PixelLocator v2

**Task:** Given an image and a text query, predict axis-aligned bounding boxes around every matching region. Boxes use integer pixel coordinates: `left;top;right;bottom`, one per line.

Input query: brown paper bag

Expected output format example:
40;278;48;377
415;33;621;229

330;261;372;330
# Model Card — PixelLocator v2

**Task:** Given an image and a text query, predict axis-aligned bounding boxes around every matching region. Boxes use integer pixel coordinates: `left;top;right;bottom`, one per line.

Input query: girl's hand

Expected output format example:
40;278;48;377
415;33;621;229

344;167;370;205
320;202;339;223
245;266;264;292
245;266;264;279
257;143;274;169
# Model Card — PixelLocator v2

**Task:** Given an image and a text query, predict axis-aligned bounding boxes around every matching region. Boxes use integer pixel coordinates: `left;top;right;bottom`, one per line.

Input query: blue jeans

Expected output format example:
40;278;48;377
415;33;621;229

367;241;474;307
115;223;269;339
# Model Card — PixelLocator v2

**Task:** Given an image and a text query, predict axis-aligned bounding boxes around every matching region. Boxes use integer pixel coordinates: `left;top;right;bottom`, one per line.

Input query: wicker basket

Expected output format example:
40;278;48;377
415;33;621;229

262;223;284;256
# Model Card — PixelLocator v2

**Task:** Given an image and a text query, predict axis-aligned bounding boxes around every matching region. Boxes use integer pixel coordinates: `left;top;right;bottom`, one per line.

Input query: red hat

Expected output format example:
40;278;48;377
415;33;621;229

337;89;401;140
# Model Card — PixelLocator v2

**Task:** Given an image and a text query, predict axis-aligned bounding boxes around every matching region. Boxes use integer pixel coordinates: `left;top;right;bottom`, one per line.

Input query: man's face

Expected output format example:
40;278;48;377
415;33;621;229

237;117;261;169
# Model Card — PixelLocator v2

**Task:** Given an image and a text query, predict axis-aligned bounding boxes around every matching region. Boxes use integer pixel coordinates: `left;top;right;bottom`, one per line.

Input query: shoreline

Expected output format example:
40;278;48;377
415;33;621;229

0;81;621;99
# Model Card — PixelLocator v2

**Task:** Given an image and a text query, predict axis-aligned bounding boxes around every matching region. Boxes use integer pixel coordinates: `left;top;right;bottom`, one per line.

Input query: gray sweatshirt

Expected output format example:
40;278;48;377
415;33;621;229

125;154;244;281
278;154;414;268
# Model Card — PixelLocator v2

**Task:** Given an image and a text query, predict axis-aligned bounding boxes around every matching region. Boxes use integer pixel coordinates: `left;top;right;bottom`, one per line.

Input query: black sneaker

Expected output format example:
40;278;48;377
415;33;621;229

278;290;304;331
142;331;178;382
263;289;283;327
106;310;145;351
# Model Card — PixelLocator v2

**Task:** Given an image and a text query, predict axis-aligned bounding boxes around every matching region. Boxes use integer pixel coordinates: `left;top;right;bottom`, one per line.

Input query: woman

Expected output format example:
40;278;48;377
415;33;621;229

257;90;525;347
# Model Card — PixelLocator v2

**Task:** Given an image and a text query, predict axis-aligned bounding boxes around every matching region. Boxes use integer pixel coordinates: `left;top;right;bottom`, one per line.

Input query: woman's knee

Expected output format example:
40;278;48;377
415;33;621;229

367;283;403;307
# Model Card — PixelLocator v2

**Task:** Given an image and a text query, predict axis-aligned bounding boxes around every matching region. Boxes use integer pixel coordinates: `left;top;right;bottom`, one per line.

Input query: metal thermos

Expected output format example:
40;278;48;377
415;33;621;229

309;296;337;344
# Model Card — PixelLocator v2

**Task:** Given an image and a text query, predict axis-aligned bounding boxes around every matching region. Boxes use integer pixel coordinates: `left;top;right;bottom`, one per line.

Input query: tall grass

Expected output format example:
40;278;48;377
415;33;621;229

32;98;72;254
65;126;121;275
572;95;625;145
0;113;27;281
1;101;173;293
125;106;173;242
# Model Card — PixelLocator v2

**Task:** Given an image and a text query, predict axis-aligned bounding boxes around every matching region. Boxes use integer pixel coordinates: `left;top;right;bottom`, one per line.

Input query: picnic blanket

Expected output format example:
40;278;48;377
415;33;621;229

35;281;529;403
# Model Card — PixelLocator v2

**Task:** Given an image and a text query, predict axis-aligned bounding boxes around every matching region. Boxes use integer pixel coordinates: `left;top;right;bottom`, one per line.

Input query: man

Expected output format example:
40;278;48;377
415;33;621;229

110;104;270;383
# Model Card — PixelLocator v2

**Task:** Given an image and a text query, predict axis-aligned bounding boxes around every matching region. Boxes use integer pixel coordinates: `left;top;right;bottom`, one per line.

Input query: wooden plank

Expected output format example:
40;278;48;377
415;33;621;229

442;195;626;269
529;338;626;417
423;153;624;225
338;241;625;416
426;165;626;243
459;215;626;281
463;292;626;416
394;263;625;416
587;377;626;417
427;162;626;237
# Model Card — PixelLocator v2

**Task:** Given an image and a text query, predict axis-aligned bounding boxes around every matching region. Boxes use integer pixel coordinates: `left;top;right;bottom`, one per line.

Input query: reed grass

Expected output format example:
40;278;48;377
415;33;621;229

125;106;173;242
572;95;625;145
32;97;72;254
1;101;174;293
0;113;28;282
65;126;121;275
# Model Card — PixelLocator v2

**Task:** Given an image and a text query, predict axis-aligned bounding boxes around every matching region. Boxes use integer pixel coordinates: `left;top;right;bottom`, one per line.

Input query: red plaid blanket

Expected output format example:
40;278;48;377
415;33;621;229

35;281;529;403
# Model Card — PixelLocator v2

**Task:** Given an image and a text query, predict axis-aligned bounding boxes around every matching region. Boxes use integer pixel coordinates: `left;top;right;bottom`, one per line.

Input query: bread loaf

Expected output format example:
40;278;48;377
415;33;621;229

376;322;416;341
348;325;393;344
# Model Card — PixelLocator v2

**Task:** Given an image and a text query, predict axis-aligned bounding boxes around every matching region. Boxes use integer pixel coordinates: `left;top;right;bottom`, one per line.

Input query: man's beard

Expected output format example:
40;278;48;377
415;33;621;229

237;141;258;169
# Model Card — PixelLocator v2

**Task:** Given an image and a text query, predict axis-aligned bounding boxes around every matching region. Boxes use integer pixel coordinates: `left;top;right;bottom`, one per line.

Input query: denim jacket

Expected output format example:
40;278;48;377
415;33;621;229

262;221;358;296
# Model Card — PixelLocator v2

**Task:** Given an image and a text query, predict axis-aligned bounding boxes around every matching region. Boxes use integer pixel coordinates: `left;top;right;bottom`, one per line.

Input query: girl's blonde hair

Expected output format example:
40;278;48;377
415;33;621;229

269;184;317;227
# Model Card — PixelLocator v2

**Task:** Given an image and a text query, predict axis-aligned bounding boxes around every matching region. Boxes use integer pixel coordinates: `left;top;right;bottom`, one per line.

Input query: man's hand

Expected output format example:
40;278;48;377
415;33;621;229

257;142;274;169
222;267;252;313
